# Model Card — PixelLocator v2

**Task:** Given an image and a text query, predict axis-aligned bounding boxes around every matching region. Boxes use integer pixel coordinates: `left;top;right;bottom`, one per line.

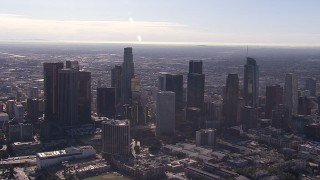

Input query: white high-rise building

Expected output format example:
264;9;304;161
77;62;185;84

284;73;298;127
156;91;175;136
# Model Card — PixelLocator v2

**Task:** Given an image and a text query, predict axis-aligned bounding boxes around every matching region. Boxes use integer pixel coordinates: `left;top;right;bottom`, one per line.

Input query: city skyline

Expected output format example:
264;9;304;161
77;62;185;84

1;0;320;46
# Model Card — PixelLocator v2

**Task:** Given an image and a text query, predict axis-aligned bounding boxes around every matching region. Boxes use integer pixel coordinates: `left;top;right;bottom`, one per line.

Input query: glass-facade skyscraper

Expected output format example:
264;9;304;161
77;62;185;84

243;57;259;107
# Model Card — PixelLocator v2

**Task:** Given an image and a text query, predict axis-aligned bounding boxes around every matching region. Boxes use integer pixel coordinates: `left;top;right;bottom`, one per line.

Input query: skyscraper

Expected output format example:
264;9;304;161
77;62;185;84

243;58;259;107
189;60;203;74
43;62;64;121
131;78;141;102
27;98;39;122
66;60;80;70
97;87;116;118
78;71;91;124
272;104;289;129
240;106;258;129
187;73;205;109
6;100;15;119
298;96;311;115
102;119;130;156
58;69;78;126
187;60;204;111
284;73;298;125
224;74;239;127
156;91;175;136
305;77;317;97
29;87;39;98
14;103;24;123
158;72;183;111
121;47;135;105
131;101;146;126
158;72;169;91
111;65;122;110
265;85;283;119
186;107;201;131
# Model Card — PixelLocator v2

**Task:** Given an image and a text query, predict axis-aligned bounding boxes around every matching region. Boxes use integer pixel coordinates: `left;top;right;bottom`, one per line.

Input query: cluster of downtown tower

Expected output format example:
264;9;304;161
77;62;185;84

41;47;315;148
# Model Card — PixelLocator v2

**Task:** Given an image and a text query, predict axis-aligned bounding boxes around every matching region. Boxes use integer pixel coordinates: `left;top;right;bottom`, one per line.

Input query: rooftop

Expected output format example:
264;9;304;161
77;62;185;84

104;119;129;126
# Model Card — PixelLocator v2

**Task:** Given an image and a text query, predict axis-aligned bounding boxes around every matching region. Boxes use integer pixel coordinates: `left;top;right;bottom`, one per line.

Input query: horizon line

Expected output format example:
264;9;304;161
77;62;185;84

1;40;320;48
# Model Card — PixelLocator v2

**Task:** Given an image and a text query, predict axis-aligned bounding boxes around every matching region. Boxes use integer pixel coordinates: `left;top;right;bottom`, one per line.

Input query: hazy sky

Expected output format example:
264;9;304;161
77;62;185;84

0;0;319;46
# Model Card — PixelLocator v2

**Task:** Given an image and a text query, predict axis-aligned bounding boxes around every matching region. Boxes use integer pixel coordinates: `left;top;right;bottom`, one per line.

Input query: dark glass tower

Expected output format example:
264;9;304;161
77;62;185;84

272;104;289;129
111;65;122;110
224;74;239;127
243;57;259;107
66;60;79;70
58;69;78;126
189;60;203;74
78;71;91;124
305;77;317;97
159;73;183;111
284;73;298;127
187;60;204;110
187;74;205;109
27;98;39;122
43;62;64;122
265;85;283;119
97;87;116;118
240;106;258;129
121;47;135;105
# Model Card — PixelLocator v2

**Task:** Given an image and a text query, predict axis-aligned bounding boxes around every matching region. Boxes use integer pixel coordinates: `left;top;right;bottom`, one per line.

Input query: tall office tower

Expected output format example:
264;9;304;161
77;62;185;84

159;73;184;111
111;65;122;109
131;78;141;101
6;100;15;119
122;104;132;120
38;99;45;115
189;60;203;74
9;123;33;142
224;74;239;127
131;101;146;126
58;69;78;126
243;57;259;107
187;73;205;109
298;96;311;115
272;104;289;129
186;107;201;131
121;47;135;105
101;119;130;156
196;129;216;147
204;102;223;129
14;103;24;122
265;85;283;119
43;62;64;121
97;87;116;118
240;106;258;129
305;77;317;97
27;98;39;122
66;60;80;70
78;71;91;124
187;60;204;110
156;91;175;136
29;87;39;98
16;91;22;102
158;72;169;90
284;73;298;126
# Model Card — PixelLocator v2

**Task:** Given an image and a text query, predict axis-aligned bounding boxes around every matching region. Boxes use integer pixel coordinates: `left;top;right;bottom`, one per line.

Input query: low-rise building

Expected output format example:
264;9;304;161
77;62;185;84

36;146;96;169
